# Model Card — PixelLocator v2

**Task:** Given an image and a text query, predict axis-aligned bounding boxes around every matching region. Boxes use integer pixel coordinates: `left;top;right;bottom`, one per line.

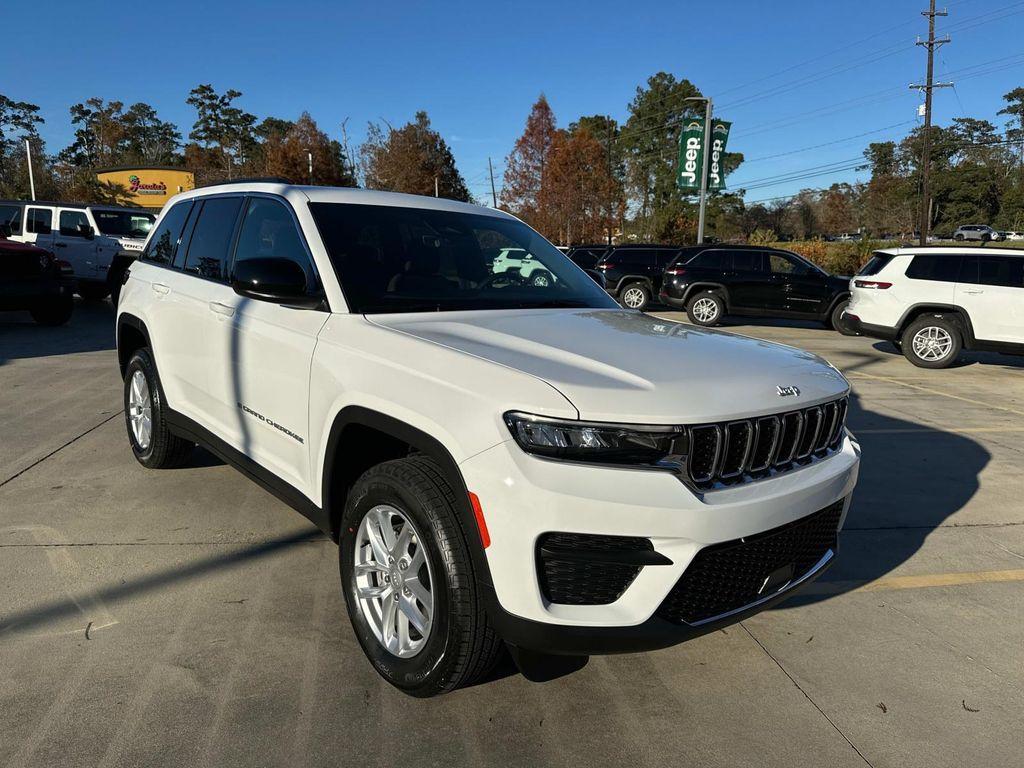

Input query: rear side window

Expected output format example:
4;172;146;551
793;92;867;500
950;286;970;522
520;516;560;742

729;250;765;273
686;250;722;269
654;249;678;267
27;208;52;235
183;197;244;281
858;253;893;276
964;255;1024;288
232;197;318;291
905;253;962;283
614;249;654;267
0;204;22;235
142;200;193;266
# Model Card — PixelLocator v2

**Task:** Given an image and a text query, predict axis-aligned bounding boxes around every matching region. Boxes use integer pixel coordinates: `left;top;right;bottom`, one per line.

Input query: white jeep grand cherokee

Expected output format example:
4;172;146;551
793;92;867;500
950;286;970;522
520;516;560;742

116;182;860;697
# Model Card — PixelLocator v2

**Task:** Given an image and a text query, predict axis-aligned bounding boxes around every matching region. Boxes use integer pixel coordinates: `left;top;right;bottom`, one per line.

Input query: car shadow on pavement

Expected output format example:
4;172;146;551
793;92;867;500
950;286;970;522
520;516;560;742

870;340;1024;370
0;299;116;366
780;389;989;608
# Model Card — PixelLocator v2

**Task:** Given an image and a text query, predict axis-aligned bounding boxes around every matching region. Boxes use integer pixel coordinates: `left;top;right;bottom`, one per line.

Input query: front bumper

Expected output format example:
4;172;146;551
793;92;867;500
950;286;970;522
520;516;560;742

0;275;74;310
460;432;860;655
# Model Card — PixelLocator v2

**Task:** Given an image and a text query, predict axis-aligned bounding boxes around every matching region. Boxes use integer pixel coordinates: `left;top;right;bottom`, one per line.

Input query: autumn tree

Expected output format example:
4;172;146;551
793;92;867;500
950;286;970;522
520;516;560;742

360;111;469;201
545;126;622;243
501;95;558;232
263;112;356;186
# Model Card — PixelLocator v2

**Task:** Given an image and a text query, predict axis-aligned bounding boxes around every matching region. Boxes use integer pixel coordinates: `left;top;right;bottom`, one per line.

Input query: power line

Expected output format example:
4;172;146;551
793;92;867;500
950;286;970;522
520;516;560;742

742;121;917;163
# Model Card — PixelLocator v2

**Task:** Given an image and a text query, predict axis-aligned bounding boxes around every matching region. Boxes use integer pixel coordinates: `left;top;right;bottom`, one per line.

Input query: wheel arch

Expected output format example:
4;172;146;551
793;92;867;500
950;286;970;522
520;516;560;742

681;282;730;309
825;292;851;317
897;303;976;345
322;406;493;586
116;313;151;377
614;274;654;293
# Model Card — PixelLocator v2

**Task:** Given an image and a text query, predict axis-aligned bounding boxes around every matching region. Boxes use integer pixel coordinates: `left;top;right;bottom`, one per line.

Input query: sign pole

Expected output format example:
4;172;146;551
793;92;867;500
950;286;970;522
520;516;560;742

696;98;712;244
25;139;36;201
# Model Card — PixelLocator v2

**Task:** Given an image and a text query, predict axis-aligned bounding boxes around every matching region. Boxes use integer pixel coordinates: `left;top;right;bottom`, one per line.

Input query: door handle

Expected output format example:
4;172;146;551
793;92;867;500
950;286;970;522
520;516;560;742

151;282;170;295
963;288;984;295
208;301;236;317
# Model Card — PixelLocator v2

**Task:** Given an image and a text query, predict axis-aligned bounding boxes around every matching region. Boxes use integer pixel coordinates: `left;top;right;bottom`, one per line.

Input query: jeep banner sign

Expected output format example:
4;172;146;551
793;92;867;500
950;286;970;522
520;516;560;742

677;118;732;191
676;119;705;190
708;120;731;191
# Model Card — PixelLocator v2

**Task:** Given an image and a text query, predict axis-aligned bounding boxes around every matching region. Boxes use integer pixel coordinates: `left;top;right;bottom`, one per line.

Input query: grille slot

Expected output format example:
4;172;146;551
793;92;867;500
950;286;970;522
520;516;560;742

684;397;848;489
537;533;653;605
656;499;844;625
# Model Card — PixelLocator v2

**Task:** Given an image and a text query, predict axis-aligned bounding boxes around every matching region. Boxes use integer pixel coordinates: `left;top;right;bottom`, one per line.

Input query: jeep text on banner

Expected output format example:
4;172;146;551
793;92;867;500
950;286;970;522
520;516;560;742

708;120;731;191
677;119;705;191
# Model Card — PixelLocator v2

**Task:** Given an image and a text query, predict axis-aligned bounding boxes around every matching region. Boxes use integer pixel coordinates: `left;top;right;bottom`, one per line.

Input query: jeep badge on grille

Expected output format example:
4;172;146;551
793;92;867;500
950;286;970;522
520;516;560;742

777;385;801;397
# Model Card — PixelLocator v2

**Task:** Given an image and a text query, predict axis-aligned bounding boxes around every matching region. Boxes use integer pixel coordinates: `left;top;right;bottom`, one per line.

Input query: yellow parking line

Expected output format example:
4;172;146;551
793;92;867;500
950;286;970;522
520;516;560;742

856;427;1024;434
846;371;1024;418
806;568;1024;595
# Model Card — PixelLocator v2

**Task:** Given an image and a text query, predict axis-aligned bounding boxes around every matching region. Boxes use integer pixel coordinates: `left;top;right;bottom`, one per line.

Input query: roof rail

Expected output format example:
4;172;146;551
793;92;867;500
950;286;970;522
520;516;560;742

197;177;291;188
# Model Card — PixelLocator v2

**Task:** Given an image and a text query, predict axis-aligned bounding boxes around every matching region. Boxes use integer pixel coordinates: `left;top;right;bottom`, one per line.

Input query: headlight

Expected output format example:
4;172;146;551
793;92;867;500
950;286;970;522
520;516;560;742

503;411;686;467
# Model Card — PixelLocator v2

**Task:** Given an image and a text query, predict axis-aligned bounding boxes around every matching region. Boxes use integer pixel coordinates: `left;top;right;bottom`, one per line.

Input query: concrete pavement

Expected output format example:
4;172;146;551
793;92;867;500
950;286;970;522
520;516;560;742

1;302;1022;768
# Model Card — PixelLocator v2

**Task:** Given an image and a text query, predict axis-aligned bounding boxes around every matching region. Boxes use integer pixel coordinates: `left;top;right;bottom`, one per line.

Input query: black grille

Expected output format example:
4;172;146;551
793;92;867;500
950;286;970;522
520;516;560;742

683;397;848;489
537;533;652;605
656;499;844;625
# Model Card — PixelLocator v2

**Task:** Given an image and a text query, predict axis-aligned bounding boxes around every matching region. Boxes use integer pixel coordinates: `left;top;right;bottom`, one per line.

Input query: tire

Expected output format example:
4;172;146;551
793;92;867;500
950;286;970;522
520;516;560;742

30;295;74;326
830;300;857;336
619;282;650;311
123;348;194;468
981;234;991;244
78;282;110;302
339;456;503;697
686;291;725;327
901;315;962;369
954;234;964;241
530;269;553;288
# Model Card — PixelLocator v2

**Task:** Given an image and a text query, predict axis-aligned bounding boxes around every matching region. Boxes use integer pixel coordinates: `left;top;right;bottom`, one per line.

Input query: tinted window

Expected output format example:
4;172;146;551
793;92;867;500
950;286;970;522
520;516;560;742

183;197;243;281
233;197;317;290
768;252;801;275
0;204;21;235
27;208;52;235
975;255;1024;288
858;253;893;276
59;210;90;237
142;200;193;266
906;253;963;283
615;249;654;267
93;209;155;238
569;250;600;269
686;250;722;269
309;202;615;314
654;249;678;267
730;250;765;273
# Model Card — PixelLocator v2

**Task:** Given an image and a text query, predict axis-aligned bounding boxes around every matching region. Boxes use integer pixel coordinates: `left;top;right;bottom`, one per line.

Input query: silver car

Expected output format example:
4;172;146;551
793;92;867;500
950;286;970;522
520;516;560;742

953;224;1003;242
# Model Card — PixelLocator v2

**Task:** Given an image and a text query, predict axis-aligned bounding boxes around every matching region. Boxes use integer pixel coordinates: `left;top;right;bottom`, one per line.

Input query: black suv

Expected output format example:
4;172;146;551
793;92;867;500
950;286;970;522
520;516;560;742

594;245;682;310
564;244;609;271
660;245;851;329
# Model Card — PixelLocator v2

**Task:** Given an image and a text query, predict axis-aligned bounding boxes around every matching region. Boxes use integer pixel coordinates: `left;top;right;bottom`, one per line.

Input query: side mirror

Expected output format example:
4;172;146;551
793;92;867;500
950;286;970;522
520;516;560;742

231;257;323;308
79;223;95;240
584;268;607;288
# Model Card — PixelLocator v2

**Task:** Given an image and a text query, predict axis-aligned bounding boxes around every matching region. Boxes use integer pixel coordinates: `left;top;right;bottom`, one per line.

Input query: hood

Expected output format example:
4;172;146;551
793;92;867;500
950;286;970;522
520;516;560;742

369;309;849;423
0;237;50;256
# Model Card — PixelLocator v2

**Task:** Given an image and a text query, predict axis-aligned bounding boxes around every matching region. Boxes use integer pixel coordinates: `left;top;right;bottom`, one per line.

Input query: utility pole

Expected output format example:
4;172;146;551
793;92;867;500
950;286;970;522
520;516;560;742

434;176;439;198
24;139;36;201
307;151;313;185
488;157;497;207
910;0;951;246
683;96;714;244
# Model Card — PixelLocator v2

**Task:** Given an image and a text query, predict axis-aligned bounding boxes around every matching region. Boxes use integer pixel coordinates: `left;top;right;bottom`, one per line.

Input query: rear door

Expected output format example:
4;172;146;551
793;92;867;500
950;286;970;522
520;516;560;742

767;251;830;315
210;196;328;493
21;206;55;252
724;250;770;309
955;254;1024;343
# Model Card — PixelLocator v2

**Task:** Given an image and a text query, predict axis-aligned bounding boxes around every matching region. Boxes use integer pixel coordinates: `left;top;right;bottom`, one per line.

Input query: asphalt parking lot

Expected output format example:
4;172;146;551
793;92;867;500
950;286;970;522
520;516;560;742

2;301;1023;768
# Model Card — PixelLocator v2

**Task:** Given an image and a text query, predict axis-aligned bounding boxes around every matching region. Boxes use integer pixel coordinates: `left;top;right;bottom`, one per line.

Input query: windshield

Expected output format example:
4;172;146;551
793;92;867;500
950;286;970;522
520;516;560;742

93;209;156;238
309;202;617;314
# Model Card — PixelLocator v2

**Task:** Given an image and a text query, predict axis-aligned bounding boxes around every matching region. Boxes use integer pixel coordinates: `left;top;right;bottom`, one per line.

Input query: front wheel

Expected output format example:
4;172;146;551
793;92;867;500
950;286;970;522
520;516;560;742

901;315;962;369
78;282;110;302
123;348;195;468
686;292;724;326
831;300;857;336
30;295;73;326
339;457;503;697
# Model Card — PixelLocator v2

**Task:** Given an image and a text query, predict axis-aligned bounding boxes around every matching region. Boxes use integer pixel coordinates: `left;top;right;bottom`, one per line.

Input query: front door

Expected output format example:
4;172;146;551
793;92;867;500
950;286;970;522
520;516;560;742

767;252;828;315
55;209;99;281
210;196;327;495
955;254;1024;343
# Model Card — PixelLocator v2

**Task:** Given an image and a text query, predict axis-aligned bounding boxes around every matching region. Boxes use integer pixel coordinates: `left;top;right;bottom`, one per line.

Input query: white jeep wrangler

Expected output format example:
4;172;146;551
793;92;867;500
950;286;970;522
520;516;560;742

117;182;860;696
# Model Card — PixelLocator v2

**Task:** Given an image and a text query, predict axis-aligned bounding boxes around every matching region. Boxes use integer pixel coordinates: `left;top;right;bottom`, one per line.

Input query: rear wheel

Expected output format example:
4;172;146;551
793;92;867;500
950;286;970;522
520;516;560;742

29;295;73;326
686;292;724;326
530;269;553;288
339;456;502;697
123;348;195;468
619;282;650;311
901;315;961;369
830;299;857;336
954;233;964;241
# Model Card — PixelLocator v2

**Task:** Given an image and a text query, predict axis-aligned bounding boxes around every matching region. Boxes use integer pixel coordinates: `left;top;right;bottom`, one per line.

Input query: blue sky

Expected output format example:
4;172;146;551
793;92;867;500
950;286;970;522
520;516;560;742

3;0;1023;204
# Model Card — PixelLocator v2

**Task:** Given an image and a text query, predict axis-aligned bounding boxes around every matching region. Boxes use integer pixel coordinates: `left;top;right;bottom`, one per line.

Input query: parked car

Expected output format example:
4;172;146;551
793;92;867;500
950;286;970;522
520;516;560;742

659;244;853;331
491;247;555;286
117;182;859;696
0;226;75;325
844;247;1024;368
564;243;609;270
998;231;1024;242
593;244;683;310
0;200;155;302
835;232;862;242
953;224;1003;243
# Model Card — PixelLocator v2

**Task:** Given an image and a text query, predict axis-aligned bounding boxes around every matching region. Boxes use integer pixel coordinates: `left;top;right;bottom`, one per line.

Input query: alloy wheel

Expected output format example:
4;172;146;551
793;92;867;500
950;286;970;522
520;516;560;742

354;504;434;658
622;286;646;308
912;326;953;361
128;370;153;450
692;296;719;323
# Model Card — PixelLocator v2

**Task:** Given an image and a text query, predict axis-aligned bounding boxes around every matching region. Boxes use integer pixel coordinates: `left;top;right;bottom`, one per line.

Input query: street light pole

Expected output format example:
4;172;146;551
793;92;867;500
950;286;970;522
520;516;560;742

683;96;713;244
25;139;36;201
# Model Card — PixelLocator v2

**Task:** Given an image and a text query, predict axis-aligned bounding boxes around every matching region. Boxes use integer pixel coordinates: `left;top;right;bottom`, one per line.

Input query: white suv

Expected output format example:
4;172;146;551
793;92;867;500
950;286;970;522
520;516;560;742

952;224;1003;243
845;247;1024;368
116;182;860;696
